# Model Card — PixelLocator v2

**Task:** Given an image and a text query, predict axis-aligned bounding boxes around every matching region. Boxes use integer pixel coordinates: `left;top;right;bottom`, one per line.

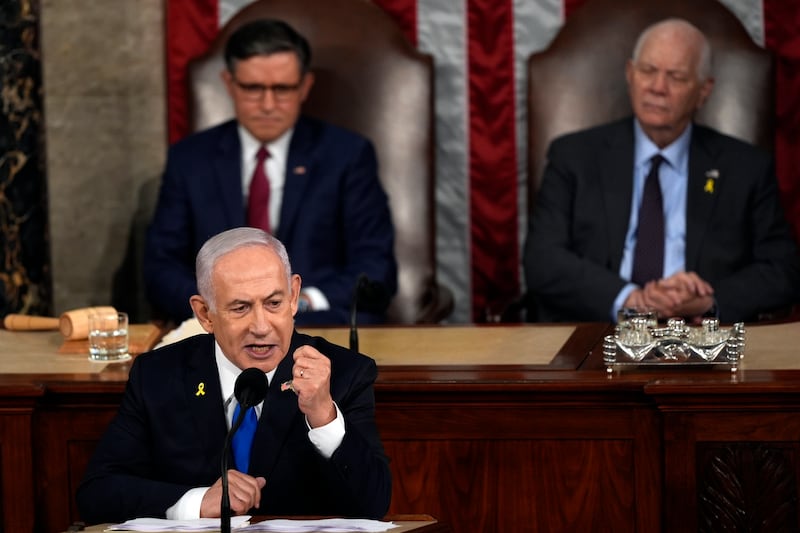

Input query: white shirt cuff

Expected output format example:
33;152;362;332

165;486;208;520
306;402;345;458
613;284;638;322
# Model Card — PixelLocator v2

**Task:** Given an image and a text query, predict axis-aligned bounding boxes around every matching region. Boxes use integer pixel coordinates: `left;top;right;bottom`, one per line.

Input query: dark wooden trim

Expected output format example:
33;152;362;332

3;323;800;531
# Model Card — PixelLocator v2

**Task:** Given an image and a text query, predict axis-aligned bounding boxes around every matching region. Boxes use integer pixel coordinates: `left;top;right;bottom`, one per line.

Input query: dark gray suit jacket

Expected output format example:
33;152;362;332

76;331;391;524
524;117;800;322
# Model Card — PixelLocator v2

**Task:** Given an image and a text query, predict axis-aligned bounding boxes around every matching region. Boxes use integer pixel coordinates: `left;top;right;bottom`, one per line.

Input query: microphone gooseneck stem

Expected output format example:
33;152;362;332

221;367;268;532
220;476;231;533
220;406;246;533
349;316;359;353
220;439;232;533
350;274;367;352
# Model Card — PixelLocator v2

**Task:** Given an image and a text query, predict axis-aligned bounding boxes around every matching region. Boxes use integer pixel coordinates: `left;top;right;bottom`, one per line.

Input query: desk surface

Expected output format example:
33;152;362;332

300;325;576;365
0;323;605;377
1;321;800;382
727;321;800;369
74;516;446;533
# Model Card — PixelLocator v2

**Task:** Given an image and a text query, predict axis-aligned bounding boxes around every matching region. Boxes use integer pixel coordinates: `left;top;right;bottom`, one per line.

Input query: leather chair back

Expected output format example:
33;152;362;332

526;0;774;207
188;0;453;323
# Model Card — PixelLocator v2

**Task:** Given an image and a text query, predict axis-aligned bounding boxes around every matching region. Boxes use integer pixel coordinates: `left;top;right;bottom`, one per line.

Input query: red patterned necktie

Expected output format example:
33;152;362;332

247;146;271;233
631;154;665;286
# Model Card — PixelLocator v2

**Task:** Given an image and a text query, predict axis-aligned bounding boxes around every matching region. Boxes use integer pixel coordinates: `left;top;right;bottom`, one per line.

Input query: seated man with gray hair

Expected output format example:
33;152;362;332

524;18;800;323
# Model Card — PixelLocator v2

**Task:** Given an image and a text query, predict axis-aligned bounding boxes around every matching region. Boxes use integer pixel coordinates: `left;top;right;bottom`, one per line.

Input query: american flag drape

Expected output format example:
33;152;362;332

166;0;800;323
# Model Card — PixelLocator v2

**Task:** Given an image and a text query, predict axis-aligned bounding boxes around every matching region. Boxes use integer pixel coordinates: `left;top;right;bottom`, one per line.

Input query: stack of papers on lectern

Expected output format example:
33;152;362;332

106;516;251;531
239;518;397;531
105;517;397;532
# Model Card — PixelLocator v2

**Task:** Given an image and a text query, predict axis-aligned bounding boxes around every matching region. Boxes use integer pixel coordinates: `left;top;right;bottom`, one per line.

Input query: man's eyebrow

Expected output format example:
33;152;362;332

226;298;252;307
264;289;285;300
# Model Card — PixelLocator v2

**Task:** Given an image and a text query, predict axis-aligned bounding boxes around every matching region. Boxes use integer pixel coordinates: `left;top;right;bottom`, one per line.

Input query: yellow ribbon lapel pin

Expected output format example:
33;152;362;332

704;169;719;194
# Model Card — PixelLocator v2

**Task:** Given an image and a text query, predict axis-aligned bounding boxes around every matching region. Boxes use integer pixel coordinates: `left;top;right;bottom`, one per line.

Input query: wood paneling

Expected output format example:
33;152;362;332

34;404;118;533
0;384;40;533
2;324;800;531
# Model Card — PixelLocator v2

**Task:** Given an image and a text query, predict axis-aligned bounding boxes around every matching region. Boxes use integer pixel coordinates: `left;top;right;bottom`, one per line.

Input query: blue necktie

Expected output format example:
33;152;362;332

232;403;258;473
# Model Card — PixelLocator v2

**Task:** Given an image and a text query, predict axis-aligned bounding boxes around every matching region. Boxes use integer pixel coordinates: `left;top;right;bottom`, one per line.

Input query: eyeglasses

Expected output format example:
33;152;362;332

231;77;303;102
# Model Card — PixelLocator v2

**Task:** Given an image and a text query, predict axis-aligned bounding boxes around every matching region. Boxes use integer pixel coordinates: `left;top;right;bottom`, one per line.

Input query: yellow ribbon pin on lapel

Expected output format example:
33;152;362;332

704;169;719;194
195;382;205;396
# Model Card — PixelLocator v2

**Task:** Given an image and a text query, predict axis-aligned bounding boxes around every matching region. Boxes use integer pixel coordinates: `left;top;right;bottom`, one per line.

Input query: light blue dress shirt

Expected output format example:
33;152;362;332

612;121;692;319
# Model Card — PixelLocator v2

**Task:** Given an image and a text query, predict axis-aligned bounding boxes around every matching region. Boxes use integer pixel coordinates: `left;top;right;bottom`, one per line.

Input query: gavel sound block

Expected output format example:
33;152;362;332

3;306;117;340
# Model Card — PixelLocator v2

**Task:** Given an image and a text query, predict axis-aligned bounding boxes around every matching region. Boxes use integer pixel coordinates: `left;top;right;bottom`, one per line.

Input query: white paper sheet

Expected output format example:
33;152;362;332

105;515;251;531
238;518;397;532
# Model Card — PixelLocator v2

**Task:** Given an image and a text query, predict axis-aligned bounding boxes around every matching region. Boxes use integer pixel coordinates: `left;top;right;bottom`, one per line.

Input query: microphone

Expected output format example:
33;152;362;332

234;367;269;409
220;368;268;533
349;274;391;352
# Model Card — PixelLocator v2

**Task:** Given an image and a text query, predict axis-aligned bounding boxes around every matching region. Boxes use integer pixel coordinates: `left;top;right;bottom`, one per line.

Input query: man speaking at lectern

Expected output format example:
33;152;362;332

77;227;391;523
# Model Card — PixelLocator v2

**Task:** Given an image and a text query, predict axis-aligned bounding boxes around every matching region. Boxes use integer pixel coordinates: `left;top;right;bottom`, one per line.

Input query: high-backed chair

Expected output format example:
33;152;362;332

188;0;453;324
527;0;773;205
516;0;775;322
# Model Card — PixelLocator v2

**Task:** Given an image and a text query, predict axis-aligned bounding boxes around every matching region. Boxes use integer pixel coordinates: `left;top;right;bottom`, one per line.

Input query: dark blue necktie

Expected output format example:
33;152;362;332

631;154;665;286
232;403;258;473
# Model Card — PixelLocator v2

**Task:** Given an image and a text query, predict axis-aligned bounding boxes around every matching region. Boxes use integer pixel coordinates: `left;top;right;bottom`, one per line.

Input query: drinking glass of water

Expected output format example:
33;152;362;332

88;311;130;362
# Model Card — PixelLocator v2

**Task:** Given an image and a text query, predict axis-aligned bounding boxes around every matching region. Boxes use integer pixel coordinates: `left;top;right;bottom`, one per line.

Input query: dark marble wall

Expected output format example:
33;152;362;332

0;0;51;318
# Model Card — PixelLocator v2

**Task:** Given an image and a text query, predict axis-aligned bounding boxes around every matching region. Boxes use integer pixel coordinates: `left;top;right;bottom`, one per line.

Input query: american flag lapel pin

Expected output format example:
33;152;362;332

704;169;719;194
293;166;306;175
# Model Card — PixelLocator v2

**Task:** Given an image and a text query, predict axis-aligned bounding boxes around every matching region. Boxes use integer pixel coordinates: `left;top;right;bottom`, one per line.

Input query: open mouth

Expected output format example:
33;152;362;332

246;343;274;357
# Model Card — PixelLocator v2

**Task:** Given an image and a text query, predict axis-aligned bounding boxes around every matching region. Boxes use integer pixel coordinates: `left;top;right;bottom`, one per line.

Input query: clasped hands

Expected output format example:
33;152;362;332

625;271;715;323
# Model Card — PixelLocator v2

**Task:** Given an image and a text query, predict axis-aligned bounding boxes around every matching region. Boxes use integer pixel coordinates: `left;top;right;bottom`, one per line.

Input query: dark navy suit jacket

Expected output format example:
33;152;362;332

143;116;397;325
524;118;800;322
76;331;392;524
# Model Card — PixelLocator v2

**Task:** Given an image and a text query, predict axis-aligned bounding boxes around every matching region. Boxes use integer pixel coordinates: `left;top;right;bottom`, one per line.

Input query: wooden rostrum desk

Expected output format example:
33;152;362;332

72;515;448;532
3;322;800;532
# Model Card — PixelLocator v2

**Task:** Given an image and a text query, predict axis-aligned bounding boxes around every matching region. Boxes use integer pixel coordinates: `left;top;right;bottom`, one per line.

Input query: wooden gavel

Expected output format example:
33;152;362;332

3;306;117;340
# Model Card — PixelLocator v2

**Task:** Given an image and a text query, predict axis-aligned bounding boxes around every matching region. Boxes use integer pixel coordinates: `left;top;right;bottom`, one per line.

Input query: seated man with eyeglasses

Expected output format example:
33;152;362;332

144;19;397;326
